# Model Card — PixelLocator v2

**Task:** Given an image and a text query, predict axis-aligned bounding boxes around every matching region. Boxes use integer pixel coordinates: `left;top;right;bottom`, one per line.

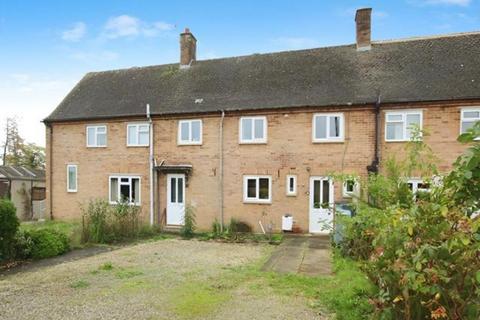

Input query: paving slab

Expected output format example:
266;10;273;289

262;235;332;276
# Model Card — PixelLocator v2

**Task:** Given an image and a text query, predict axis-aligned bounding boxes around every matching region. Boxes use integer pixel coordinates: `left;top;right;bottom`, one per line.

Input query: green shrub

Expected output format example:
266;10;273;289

81;199;110;243
27;229;70;259
338;124;480;319
13;230;34;260
111;201;142;239
180;205;196;239
0;199;19;261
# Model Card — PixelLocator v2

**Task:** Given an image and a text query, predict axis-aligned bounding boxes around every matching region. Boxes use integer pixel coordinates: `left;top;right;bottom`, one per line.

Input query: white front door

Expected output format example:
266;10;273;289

309;177;334;233
167;174;185;225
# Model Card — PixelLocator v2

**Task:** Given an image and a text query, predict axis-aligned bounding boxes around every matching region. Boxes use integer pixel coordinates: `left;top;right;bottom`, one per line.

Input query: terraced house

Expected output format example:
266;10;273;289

44;8;480;233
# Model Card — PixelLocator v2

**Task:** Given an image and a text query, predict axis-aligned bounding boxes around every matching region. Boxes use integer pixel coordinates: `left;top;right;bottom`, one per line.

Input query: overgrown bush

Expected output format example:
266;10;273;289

180;205;196;239
81;199;145;243
26;229;70;259
337;124;480;319
0;199;19;261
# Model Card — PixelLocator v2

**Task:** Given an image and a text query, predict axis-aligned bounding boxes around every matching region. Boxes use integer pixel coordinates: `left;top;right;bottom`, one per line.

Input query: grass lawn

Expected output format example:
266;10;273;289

1;238;374;319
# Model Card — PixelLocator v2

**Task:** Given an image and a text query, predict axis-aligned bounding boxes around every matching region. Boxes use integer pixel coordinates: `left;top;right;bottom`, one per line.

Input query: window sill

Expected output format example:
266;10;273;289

67;190;77;193
243;199;272;204
86;145;107;148
239;141;267;145
286;193;297;197
312;140;344;144
126;144;150;148
177;142;203;146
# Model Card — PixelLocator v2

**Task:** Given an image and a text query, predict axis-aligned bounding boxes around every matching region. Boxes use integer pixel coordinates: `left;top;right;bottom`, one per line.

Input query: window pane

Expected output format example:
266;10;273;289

242;119;253;140
120;184;130;203
289;177;294;192
315;116;327;139
386;122;403;140
406;114;421;138
322;180;330;205
181;122;189;141
97;126;106;133
329;116;340;137
128;126;137;145
68;166;76;190
387;114;402;121
110;178;118;202
191;121;201;142
313;180;320;208
259;178;269;199
247;179;256;198
345;180;355;193
97;133;106;146
177;178;184;203
464;111;480;118
254;118;264;139
139;131;149;145
139;125;149;132
171;178;176;203
132;178;140;204
87;127;95;146
461;120;476;133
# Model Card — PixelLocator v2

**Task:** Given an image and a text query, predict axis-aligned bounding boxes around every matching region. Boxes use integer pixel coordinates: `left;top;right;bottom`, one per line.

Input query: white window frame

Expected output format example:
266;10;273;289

66;164;77;193
342;179;359;198
312;113;345;143
407;178;430;194
460;107;480;139
286;175;297;196
385;110;423;142
86;125;107;147
243;175;272;204
239;116;267;144
177;119;203;145
109;175;141;205
126;123;150;147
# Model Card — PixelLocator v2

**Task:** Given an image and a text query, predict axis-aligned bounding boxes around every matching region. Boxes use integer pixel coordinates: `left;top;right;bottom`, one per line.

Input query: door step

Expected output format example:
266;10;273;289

163;225;182;233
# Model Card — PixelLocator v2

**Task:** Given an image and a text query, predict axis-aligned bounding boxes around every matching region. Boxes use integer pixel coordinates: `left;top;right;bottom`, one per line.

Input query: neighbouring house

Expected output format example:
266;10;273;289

43;8;480;233
0;166;46;220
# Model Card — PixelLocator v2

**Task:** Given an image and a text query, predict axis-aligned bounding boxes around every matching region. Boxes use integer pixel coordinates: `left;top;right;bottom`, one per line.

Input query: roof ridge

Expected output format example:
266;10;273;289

374;30;480;45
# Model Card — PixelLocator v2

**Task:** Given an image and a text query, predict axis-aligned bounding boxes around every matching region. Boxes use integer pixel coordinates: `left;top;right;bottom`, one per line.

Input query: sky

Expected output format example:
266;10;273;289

0;0;479;147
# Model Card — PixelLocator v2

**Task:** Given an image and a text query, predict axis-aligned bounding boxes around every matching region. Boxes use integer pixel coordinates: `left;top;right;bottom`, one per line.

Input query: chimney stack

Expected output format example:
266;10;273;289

355;8;372;51
180;28;197;67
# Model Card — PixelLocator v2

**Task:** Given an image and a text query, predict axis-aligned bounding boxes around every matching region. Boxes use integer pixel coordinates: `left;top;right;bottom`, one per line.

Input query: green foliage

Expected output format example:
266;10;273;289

337;126;480;319
0;199;19;261
180;204;196;239
26;229;70;259
81;198;150;243
99;262;114;271
21;220;82;248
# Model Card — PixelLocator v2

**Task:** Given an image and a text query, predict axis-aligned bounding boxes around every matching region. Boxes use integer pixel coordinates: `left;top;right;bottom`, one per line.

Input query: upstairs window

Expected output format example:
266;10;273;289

67;164;77;193
86;125;107;147
109;176;141;205
286;175;297;196
240;116;267;144
127;123;149;147
178;119;202;145
385;111;422;141
312;113;344;142
243;175;271;203
461;108;480;134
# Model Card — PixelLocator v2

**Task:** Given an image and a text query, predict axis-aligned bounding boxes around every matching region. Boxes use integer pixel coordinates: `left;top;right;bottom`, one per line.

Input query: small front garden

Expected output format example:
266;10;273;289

334;124;480;319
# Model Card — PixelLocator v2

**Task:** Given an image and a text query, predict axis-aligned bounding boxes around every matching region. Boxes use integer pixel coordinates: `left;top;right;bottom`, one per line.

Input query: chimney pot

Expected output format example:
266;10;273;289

180;27;197;67
355;8;372;51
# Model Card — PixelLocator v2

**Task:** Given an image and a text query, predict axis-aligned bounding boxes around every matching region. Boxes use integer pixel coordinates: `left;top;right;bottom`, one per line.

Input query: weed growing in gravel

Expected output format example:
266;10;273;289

70;280;90;289
99;262;114;271
115;268;144;279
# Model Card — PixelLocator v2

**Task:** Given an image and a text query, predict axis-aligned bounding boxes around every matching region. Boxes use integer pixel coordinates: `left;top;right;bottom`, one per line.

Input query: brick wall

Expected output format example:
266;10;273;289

46;102;476;232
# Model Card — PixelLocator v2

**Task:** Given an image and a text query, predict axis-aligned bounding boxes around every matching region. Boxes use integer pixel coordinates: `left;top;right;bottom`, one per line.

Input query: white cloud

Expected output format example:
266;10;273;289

271;37;321;50
62;22;87;42
102;15;174;39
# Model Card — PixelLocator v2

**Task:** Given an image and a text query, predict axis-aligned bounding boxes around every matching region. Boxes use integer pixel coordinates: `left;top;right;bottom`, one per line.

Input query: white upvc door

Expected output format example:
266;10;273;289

309;177;334;234
166;174;185;225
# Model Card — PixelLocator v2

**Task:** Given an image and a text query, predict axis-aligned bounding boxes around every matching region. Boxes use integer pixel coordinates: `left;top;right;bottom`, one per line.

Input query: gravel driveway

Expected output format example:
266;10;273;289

0;239;326;320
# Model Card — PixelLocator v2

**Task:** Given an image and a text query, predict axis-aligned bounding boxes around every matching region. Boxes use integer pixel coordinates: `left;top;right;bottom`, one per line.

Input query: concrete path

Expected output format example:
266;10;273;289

262;235;332;276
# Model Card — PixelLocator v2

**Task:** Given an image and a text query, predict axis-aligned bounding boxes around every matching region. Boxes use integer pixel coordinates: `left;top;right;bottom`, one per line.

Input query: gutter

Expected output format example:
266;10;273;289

219;110;225;232
147;104;154;226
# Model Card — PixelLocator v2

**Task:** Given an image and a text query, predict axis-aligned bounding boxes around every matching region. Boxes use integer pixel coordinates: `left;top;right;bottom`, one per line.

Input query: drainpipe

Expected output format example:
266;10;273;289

219;110;225;232
147;104;154;226
367;94;381;174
